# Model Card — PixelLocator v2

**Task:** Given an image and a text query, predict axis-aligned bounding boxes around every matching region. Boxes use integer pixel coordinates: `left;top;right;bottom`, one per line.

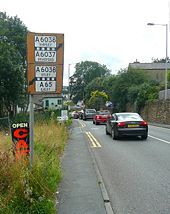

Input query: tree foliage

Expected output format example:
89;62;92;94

0;12;28;116
151;57;170;63
70;61;111;104
69;61;161;113
87;90;108;110
136;82;159;112
168;70;170;82
84;77;105;101
107;68;149;111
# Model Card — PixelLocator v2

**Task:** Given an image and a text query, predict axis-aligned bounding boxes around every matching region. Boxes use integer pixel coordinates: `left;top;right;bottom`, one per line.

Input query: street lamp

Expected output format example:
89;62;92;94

68;63;76;100
68;64;71;100
147;22;168;100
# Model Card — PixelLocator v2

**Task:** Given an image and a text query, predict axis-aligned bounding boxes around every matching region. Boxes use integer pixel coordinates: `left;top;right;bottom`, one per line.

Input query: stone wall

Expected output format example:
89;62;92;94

140;100;170;125
159;89;170;100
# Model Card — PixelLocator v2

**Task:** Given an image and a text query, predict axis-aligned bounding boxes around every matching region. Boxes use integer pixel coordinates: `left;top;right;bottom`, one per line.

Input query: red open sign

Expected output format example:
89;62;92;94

11;123;30;160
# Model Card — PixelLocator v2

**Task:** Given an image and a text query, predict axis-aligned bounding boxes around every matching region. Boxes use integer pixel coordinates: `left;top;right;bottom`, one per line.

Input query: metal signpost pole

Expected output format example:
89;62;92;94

27;32;64;167
165;24;168;100
68;63;76;101
68;64;71;100
29;94;34;168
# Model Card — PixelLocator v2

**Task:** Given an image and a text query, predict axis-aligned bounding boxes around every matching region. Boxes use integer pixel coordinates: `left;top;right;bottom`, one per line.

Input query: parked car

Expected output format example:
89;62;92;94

83;109;96;120
105;112;148;140
70;111;79;119
78;110;84;120
93;110;111;125
57;116;68;123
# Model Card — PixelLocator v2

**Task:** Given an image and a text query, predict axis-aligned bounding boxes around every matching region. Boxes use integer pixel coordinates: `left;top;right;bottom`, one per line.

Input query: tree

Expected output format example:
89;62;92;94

0;40;24;116
84;77;105;101
0;12;28;116
136;82;159;112
151;57;170;63
127;85;140;104
87;90;108;110
168;70;170;82
70;61;111;104
108;68;149;111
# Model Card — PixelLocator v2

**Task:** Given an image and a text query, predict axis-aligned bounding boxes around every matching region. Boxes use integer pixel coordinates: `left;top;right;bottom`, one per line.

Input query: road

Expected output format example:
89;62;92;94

77;120;170;214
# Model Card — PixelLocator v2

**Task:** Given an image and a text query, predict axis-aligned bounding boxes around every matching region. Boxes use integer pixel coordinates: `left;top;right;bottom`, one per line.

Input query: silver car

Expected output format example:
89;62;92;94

83;109;96;120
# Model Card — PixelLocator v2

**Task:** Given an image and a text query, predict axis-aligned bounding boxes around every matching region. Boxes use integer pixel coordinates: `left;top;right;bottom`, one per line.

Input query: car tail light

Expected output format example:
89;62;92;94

117;122;126;127
96;116;100;119
140;121;148;126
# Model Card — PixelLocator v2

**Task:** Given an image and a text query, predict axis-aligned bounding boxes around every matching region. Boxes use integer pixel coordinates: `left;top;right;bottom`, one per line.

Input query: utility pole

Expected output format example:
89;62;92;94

68;64;71;100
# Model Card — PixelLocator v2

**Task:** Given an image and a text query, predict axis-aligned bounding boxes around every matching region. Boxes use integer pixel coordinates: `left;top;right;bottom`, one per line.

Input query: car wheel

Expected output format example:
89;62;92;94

141;134;148;140
111;128;118;140
95;121;98;125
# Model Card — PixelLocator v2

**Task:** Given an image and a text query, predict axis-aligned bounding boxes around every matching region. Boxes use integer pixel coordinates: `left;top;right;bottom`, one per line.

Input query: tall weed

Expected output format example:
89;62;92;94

0;119;68;213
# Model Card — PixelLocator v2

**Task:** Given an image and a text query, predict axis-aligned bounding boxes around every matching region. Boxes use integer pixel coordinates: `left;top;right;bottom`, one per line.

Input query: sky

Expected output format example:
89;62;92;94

1;0;170;86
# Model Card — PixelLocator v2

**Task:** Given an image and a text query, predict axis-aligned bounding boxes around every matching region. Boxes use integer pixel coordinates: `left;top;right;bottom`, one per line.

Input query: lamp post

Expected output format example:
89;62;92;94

68;64;71;100
68;63;76;100
147;22;168;100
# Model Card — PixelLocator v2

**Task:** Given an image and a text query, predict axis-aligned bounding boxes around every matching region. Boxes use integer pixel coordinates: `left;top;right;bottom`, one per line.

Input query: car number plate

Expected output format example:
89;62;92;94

128;124;139;128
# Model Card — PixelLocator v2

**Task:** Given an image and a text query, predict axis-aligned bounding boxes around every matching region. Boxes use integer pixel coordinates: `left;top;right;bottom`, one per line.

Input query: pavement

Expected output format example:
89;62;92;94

57;120;112;214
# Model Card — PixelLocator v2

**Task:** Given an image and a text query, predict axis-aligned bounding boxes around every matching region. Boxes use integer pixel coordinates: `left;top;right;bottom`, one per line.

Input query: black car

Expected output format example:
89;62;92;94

105;112;148;140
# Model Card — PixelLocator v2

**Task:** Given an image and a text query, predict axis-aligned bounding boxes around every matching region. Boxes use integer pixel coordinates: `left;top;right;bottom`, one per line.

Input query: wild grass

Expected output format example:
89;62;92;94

0;119;68;214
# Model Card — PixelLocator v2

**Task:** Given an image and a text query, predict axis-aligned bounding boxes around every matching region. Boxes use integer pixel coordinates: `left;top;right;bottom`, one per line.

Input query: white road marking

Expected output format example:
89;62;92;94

149;135;170;144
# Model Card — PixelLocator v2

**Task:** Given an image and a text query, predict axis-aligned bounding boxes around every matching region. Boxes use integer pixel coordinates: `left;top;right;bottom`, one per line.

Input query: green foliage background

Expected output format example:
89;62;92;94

0;12;28;117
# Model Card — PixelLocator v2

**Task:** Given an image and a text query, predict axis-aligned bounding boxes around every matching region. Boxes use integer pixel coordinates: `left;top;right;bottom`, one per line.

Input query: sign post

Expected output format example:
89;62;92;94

27;33;64;94
27;32;64;167
29;94;34;168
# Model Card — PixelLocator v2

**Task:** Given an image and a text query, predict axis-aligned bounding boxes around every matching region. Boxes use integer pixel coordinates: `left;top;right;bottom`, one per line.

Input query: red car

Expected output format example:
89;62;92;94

93;110;111;125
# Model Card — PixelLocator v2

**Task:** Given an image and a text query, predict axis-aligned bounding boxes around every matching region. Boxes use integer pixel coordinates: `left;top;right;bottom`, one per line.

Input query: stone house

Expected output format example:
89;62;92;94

128;62;170;100
128;62;170;82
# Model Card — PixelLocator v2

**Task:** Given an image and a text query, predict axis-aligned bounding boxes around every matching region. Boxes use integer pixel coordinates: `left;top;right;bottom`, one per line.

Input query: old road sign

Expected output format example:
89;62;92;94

27;33;64;94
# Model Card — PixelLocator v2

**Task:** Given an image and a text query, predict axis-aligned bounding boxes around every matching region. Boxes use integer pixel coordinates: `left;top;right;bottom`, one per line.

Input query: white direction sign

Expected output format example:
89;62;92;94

34;35;57;62
35;66;56;92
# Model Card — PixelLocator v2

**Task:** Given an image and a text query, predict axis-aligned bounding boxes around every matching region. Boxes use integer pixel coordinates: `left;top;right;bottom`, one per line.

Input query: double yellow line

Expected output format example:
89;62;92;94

78;120;86;128
85;131;101;148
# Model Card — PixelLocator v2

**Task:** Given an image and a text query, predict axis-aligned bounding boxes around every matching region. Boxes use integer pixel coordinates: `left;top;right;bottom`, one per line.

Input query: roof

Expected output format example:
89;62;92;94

128;62;170;70
42;96;63;100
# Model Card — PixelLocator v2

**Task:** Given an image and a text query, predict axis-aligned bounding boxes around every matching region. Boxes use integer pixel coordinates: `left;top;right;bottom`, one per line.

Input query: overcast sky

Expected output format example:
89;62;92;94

1;0;170;85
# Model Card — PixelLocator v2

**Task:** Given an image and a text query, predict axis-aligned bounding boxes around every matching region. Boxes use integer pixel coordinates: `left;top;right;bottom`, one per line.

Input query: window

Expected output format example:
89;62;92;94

112;115;116;120
58;99;62;105
45;100;49;107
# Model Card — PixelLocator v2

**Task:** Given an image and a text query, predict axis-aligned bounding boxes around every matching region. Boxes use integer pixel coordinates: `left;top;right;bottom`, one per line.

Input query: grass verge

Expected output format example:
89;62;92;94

0;119;68;214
